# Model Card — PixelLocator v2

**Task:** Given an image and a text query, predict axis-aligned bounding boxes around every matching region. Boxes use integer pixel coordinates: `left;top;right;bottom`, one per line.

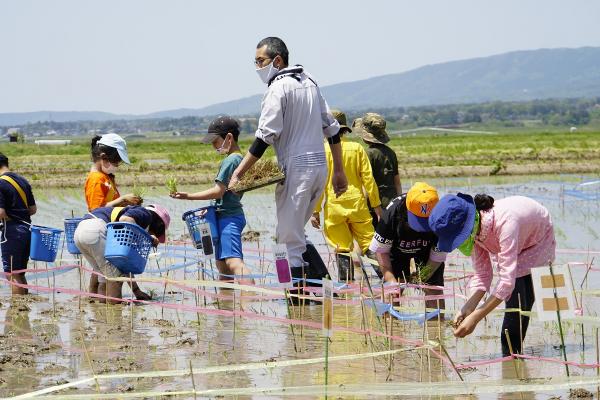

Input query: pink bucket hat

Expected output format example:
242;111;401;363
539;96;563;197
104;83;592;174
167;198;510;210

146;204;171;243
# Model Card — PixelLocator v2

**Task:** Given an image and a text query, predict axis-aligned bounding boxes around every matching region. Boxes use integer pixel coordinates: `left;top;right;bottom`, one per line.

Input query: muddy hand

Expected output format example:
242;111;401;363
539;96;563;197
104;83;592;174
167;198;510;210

453;313;478;338
453;310;465;328
122;193;141;205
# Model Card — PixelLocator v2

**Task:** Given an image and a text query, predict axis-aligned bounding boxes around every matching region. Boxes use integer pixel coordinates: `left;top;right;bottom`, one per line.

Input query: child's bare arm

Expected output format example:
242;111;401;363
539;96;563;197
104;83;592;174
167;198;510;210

171;182;226;201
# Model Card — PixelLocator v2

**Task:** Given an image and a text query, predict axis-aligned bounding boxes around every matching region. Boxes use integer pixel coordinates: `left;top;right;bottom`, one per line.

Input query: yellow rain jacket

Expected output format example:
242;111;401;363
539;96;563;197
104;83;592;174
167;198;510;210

315;138;381;253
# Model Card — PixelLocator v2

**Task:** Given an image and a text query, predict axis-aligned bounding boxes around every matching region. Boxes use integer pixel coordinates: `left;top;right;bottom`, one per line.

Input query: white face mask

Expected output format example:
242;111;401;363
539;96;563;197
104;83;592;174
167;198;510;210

256;61;279;84
101;160;118;175
214;137;230;155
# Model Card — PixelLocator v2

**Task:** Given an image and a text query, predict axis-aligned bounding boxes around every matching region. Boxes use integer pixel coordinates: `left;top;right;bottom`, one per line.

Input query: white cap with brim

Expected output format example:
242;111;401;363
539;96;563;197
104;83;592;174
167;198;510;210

98;133;130;164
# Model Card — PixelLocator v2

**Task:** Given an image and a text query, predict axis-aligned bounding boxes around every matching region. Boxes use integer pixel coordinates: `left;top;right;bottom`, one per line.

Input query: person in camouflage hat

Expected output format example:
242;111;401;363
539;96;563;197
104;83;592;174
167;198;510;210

353;113;402;227
311;109;382;257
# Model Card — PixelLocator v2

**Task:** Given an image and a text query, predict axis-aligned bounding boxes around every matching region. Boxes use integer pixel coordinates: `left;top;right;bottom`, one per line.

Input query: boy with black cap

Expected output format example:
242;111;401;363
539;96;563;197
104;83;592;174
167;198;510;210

368;182;446;311
0;152;37;296
171;116;253;285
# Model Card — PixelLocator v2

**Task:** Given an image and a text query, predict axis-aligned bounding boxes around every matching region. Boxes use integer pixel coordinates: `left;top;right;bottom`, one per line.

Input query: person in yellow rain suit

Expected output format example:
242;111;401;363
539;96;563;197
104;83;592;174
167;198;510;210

311;110;383;255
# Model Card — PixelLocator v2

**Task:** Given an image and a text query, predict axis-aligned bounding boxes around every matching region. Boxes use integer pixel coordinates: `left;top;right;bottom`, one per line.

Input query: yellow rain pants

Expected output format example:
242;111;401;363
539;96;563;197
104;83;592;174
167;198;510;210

315;139;381;253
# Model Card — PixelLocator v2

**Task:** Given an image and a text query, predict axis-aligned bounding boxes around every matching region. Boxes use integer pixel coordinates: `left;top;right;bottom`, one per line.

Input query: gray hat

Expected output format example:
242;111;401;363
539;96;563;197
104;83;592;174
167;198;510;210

356;113;390;144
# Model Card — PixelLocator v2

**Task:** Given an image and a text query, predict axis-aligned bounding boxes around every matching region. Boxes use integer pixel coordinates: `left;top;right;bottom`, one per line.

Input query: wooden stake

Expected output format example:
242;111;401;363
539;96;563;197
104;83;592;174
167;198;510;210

161;271;169;319
78;255;82;312
301;273;307;340
51;270;56;320
200;262;207;307
518;293;523;354
359;259;387;345
80;331;100;393
549;263;570;377
504;329;522;380
104;278;109;323
437;300;443;382
129;273;134;335
189;360;197;400
210;260;220;310
284;289;298;352
154;251;163;277
324;333;330;400
232;291;236;350
438;341;464;381
596;328;600;399
194;289;201;327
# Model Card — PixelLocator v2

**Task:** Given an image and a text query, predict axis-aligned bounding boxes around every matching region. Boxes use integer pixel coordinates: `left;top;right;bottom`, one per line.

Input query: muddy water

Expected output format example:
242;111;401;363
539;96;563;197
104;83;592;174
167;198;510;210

1;174;600;399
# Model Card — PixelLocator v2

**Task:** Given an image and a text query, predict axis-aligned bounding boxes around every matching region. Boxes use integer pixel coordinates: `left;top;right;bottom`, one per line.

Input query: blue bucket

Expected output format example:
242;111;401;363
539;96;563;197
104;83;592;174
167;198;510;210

104;222;153;274
182;206;218;249
30;226;63;262
64;218;83;255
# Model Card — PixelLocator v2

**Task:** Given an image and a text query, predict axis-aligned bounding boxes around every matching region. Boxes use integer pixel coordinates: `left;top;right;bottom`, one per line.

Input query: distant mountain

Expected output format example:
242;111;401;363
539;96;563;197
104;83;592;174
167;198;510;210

2;46;600;126
0;111;135;126
197;46;600;115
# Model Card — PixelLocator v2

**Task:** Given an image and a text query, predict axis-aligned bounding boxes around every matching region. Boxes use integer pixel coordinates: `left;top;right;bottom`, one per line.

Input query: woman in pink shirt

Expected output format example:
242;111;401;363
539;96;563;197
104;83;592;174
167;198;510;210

428;193;555;356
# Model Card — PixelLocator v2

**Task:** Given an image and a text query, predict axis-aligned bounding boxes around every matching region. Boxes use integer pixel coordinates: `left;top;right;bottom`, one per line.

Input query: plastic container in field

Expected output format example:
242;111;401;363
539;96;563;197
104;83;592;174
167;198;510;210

64;218;83;255
30;226;63;262
104;222;153;274
182;206;218;249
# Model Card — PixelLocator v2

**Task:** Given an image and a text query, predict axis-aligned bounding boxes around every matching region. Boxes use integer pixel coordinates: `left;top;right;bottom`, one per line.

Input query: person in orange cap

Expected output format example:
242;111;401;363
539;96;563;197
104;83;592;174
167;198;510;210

368;182;446;311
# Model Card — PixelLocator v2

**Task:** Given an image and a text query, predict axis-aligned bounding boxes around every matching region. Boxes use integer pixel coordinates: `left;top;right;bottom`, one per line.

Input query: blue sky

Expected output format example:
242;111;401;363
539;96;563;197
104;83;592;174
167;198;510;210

1;0;599;114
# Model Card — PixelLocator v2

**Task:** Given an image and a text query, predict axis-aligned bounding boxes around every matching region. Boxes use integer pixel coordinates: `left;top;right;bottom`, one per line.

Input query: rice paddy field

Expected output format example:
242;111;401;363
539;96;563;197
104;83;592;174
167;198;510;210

4;129;600;189
1;173;600;399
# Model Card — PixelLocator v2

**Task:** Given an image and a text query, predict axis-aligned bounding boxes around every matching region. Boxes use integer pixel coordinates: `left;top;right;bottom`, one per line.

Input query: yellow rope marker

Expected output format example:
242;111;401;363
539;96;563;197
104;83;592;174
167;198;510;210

21;376;600;399
14;348;423;399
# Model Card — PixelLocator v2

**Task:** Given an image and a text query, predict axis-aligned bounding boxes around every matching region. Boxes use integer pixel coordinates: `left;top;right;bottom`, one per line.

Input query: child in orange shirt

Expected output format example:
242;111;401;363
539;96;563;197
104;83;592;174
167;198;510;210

83;134;149;300
84;134;140;211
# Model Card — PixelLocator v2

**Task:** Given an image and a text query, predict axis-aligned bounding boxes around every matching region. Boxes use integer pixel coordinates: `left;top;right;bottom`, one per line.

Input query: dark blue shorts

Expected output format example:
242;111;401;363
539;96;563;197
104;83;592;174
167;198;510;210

2;222;31;273
215;213;245;261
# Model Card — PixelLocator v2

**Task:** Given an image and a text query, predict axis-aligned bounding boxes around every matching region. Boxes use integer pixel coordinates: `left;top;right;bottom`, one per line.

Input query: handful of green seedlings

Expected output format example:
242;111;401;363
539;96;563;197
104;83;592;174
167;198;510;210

230;159;284;193
409;264;436;284
166;177;178;194
133;185;148;204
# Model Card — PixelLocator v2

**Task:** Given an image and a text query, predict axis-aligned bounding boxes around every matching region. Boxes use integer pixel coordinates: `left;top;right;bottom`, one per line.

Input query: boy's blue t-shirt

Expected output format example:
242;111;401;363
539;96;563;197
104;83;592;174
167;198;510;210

212;153;244;217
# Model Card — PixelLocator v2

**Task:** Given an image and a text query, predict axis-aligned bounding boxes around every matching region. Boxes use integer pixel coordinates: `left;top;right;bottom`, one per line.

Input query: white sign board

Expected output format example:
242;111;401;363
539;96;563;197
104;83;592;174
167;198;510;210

531;265;576;322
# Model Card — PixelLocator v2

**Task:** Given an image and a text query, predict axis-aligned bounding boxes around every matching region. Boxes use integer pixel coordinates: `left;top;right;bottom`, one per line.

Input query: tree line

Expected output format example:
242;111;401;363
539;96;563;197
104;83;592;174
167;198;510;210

4;97;600;137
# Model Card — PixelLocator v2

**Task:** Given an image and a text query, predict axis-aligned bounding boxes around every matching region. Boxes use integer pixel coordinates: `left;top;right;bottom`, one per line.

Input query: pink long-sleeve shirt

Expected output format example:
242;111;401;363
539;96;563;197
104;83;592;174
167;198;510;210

468;196;556;301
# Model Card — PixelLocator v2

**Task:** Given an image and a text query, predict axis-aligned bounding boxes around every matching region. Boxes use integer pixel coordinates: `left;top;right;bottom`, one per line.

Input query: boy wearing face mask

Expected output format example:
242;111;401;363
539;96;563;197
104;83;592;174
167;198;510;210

171;116;253;286
84;133;141;212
